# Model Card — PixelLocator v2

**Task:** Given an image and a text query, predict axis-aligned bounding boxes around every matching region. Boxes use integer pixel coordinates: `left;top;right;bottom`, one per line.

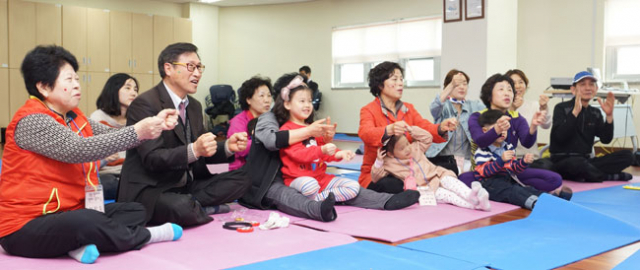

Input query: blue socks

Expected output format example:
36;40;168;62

147;223;183;244
68;244;100;264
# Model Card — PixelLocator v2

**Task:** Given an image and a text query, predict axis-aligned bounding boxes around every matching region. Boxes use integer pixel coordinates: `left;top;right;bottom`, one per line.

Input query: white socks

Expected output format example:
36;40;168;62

471;182;491;211
68;244;99;264
147;223;183;244
468;182;481;205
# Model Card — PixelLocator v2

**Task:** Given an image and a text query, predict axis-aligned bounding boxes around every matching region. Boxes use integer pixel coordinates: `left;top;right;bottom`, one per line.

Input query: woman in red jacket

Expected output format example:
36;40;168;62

358;62;457;193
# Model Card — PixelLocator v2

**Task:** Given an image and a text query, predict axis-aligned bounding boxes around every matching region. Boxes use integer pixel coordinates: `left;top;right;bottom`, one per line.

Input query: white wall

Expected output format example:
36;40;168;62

218;0;443;134
517;0;606;145
188;3;220;104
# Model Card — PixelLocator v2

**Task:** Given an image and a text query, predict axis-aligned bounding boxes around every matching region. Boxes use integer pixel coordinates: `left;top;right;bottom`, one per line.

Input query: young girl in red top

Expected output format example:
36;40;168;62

275;75;360;202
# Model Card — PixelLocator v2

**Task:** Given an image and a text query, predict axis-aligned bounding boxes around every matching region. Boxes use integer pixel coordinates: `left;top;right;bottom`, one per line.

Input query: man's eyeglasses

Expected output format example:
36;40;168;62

172;62;205;73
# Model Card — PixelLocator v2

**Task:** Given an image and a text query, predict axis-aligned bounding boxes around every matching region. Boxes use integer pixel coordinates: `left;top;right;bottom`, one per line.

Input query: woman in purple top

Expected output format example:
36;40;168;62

227;76;274;170
460;74;567;196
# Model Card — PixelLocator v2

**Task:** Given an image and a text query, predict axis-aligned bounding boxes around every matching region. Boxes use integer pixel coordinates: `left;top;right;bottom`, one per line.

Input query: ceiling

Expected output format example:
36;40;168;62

139;0;315;7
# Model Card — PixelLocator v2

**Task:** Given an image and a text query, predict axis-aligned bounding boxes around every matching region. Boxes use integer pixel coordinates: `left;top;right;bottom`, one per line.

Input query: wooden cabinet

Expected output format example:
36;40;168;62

134;73;156;94
153;15;173;75
9;68;27;119
0;69;9;127
62;5;87;70
78;72;110;114
110;11;132;73
111;12;153;74
87;8;110;73
173;17;192;44
132;13;153;74
8;0;35;68
36;3;61;46
0;0;8;68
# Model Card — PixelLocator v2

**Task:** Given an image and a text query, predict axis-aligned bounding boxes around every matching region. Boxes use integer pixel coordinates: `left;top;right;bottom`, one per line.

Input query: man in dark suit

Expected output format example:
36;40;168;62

118;43;250;227
299;65;321;111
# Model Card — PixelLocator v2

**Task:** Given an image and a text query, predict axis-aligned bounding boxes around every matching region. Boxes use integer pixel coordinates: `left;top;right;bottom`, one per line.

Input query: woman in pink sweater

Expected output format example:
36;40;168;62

227;76;273;170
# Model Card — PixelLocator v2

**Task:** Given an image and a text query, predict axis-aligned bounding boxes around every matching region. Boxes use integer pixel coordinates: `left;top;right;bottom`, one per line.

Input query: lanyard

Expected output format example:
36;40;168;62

69;118;100;188
395;157;429;184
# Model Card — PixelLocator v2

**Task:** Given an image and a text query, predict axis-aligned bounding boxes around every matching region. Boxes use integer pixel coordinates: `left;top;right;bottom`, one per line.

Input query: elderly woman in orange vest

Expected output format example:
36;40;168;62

358;61;458;193
0;45;181;264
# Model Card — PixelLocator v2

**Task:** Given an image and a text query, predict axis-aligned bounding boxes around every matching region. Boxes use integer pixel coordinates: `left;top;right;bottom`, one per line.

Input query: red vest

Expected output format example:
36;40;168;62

0;98;98;238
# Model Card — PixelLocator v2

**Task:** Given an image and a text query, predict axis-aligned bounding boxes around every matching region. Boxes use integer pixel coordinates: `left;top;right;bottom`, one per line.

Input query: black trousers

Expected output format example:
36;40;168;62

428;155;459;175
149;169;249;227
480;175;543;209
550;150;634;182
367;175;404;194
0;203;150;258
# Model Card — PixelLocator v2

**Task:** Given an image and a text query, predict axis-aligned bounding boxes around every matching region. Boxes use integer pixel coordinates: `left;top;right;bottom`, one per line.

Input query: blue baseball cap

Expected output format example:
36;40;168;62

573;71;597;84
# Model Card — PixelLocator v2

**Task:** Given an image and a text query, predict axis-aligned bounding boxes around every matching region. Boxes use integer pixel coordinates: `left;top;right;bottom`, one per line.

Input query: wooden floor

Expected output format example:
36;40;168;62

354;166;640;270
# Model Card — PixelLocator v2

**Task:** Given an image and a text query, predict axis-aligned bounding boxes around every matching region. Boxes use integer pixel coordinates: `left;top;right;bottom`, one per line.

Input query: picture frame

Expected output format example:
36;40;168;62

443;0;462;23
465;0;485;20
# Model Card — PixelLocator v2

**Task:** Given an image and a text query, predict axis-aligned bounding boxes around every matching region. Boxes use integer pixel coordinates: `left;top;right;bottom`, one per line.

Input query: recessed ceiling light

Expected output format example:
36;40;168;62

200;0;221;3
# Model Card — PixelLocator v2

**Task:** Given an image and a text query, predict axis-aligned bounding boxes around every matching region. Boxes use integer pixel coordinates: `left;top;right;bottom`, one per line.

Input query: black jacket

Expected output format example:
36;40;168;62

239;112;289;209
550;98;613;157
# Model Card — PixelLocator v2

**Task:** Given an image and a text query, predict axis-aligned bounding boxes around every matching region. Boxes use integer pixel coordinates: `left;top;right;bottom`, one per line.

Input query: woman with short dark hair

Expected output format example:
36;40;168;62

227;75;273;170
358;61;457;193
0;45;181;264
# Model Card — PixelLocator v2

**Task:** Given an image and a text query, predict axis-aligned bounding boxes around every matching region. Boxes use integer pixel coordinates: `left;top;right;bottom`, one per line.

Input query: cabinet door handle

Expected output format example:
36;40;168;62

129;60;132;67
133;60;137;67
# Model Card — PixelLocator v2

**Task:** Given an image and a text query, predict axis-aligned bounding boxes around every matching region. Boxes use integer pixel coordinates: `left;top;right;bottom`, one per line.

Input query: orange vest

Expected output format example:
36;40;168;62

0;98;99;238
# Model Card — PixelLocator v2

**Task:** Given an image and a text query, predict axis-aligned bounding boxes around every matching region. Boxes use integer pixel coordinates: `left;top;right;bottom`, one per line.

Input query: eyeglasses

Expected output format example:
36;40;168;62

172;62;205;73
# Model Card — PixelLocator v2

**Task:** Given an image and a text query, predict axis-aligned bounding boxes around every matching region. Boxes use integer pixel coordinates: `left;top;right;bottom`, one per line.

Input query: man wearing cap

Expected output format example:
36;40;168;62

549;71;634;182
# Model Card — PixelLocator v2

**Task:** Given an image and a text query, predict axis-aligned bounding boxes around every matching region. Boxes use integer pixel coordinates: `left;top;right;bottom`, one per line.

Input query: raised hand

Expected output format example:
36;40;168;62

321;143;337;156
573;91;583;117
227;132;248;152
194;132;217;157
523;153;534;164
307;118;330;138
530;110;546;129
501;150;515;162
335;150;355;161
323;116;338;143
597;91;615;117
539;94;549;111
494;115;511;134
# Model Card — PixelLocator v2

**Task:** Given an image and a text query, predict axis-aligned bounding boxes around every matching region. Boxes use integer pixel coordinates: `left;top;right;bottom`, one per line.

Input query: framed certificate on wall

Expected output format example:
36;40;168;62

443;0;462;23
465;0;485;20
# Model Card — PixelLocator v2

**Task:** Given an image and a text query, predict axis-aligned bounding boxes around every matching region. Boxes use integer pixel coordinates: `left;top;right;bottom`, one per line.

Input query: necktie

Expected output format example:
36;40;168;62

179;101;186;124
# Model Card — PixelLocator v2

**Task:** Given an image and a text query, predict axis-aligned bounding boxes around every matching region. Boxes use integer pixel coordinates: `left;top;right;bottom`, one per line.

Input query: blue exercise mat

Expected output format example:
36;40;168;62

231;241;486;270
613;248;640;270
572;184;640;227
400;194;640;270
336;172;360;181
327;162;362;171
333;133;363;142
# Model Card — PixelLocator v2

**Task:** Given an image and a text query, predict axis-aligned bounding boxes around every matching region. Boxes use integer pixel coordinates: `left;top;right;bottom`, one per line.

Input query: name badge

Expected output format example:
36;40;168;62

418;186;437;206
85;184;105;213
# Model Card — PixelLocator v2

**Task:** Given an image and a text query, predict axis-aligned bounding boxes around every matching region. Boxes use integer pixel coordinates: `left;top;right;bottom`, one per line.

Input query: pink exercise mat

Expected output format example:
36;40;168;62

293;201;520;243
0;218;356;270
563;176;640;193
